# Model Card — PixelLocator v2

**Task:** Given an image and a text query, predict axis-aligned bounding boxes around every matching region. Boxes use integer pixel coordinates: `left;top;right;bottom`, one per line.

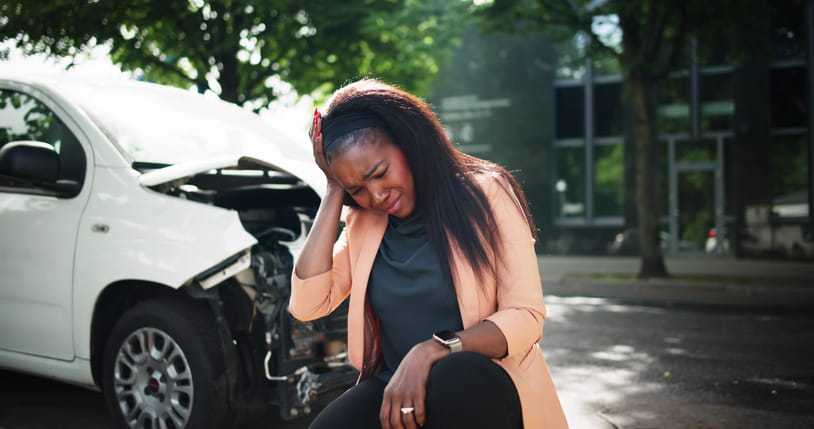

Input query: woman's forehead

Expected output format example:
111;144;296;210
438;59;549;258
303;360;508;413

332;141;390;174
330;138;404;185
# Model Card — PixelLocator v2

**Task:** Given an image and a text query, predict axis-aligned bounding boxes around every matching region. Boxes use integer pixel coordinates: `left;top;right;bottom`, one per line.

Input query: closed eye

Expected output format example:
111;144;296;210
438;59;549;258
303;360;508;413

347;165;388;196
373;167;388;179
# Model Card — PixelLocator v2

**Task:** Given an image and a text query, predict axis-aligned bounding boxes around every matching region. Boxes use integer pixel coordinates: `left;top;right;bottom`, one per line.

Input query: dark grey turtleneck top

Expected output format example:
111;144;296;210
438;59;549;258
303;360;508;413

368;212;463;382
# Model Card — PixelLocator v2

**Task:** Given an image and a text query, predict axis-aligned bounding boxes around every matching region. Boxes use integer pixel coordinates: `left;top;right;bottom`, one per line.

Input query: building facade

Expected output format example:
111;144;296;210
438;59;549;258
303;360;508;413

431;2;813;259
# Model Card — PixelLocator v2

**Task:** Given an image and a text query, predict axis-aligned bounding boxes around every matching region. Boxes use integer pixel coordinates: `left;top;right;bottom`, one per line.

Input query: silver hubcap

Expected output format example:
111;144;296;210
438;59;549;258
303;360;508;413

113;327;194;429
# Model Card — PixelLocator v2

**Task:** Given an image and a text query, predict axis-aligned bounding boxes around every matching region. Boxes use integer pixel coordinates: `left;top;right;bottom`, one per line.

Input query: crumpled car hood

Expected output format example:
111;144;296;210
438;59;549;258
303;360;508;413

138;153;325;197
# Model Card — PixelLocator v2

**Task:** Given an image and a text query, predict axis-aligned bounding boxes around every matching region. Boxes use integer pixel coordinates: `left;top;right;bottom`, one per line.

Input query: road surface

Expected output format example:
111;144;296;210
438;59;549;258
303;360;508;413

1;294;812;429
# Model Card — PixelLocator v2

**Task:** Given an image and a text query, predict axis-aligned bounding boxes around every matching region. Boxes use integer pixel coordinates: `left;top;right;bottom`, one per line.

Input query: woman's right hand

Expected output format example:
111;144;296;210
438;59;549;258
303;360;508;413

310;108;341;189
295;109;347;280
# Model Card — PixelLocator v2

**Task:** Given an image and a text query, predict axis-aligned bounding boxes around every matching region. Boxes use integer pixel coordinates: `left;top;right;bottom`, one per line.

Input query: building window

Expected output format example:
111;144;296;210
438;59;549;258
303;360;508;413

555;85;584;139
771;2;806;62
658;74;691;134
554;145;586;219
594;142;624;217
553;61;625;226
769;57;809;220
678;170;716;250
676;138;716;163
770;133;809;220
700;70;734;132
770;66;807;129
594;81;623;137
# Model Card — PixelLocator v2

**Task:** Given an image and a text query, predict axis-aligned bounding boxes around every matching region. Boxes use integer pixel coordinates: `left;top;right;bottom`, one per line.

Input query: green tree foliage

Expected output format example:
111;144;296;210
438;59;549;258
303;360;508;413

477;0;774;277
0;0;469;107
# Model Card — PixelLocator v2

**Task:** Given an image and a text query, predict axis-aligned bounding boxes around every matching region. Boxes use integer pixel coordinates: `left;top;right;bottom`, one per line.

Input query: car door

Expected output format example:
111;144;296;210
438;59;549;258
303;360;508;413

0;87;90;361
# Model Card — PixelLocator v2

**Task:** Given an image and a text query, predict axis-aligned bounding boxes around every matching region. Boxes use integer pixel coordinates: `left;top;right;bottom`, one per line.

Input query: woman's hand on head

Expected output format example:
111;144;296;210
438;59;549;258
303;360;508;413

380;340;448;429
310;108;342;192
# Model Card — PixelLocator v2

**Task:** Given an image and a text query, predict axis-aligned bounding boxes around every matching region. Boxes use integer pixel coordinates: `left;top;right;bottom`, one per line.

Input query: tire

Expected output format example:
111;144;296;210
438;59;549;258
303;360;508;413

102;298;229;429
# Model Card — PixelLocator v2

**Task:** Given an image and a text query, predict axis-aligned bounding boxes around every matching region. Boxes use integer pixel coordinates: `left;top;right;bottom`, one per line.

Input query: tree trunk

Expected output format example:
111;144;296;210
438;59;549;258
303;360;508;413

629;71;669;278
218;55;240;104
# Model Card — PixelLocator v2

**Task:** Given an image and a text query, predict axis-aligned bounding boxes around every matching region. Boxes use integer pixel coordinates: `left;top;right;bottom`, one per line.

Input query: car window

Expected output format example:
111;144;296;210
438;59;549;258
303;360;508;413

0;89;87;192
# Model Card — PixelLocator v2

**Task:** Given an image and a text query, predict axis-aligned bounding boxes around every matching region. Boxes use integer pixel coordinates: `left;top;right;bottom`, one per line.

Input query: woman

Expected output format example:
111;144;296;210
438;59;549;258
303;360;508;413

289;79;568;429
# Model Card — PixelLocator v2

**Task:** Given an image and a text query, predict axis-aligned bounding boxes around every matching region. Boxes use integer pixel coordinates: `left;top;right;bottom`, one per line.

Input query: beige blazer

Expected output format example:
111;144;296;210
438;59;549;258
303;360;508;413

290;174;568;428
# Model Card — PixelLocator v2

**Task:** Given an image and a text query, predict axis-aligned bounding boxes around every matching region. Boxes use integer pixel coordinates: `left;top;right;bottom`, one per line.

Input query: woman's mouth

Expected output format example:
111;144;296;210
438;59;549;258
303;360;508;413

384;195;402;215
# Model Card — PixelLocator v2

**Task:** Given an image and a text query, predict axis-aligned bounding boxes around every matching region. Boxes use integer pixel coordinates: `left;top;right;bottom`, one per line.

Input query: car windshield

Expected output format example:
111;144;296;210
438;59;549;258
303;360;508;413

57;80;308;165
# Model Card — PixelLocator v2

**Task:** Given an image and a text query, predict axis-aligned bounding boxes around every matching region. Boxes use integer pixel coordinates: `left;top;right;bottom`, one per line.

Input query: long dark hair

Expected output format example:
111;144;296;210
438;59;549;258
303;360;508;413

322;79;537;283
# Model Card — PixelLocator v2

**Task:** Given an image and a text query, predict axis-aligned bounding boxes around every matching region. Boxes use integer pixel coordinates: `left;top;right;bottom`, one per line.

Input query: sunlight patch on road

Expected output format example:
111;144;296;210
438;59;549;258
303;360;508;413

546;295;668;318
591;344;651;362
546;296;610;306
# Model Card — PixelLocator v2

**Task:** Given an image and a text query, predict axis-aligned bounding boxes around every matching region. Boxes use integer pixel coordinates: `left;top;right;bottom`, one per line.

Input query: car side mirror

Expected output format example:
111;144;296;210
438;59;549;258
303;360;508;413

0;141;80;197
0;141;60;181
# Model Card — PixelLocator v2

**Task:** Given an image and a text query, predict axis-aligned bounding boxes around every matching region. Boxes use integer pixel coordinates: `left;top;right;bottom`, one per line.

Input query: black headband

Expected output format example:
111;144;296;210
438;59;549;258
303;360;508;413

322;111;388;152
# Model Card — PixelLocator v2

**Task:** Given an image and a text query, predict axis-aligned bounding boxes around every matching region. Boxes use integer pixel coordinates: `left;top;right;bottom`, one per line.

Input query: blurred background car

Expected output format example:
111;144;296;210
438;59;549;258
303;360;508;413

607;228;698;256
705;228;728;253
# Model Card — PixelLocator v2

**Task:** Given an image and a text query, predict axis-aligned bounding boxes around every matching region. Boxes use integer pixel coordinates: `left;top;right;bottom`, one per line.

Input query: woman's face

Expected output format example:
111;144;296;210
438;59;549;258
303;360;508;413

329;133;416;218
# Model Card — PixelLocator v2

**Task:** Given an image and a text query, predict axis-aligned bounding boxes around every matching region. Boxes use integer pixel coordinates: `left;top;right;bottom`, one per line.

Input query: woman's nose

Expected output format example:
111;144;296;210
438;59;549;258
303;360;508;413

370;186;387;205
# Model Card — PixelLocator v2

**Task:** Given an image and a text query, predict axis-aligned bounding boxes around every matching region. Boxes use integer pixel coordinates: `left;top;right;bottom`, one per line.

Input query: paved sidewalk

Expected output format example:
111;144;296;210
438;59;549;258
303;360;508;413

538;255;814;308
537;255;814;429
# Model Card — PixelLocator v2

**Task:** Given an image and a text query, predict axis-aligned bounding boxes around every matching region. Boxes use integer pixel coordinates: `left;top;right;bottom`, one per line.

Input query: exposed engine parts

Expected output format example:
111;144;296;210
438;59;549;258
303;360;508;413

160;165;354;421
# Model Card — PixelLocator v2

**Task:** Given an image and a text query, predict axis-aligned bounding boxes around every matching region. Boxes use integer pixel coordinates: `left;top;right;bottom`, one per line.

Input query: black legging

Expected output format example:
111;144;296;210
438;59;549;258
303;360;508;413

309;352;523;429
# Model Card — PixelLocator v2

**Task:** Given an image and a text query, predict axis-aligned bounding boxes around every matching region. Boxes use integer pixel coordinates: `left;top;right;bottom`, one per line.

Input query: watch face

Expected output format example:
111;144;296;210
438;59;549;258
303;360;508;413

434;330;457;341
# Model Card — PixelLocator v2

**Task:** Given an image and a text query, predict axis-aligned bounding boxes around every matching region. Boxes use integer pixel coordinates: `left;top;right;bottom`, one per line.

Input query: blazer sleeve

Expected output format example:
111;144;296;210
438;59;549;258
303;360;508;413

482;176;548;358
288;216;353;321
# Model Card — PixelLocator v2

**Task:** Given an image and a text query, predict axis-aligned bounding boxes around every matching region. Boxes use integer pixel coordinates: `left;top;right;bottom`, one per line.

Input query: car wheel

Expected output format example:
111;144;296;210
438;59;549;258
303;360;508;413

102;298;229;429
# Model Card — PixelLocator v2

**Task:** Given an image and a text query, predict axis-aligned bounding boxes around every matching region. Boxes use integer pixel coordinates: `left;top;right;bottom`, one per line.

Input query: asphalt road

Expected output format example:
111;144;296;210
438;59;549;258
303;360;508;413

1;295;813;429
543;295;814;428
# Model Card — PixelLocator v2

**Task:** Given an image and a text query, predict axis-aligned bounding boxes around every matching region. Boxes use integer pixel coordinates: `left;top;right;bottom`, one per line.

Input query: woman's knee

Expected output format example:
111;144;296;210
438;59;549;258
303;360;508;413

424;352;522;428
429;352;499;384
427;352;515;398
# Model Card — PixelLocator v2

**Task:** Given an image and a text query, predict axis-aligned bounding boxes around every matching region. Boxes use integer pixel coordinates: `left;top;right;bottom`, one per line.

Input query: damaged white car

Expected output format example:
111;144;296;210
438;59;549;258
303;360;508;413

0;74;354;429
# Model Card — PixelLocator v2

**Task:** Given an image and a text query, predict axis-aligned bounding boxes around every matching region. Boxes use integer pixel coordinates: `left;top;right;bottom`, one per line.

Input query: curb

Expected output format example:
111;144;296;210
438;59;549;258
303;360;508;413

542;276;814;309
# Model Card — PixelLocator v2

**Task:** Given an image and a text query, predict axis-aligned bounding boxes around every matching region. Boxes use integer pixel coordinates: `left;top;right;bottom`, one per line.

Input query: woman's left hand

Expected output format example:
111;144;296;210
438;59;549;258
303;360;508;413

380;340;448;429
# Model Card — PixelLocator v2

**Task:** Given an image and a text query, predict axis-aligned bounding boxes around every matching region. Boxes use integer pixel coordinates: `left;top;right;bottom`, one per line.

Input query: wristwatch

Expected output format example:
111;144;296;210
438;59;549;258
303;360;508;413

432;330;462;353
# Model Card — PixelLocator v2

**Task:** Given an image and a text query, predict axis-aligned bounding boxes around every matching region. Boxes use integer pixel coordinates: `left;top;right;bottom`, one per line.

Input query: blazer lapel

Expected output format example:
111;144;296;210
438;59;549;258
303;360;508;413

346;210;387;376
350;210;387;300
449;243;485;329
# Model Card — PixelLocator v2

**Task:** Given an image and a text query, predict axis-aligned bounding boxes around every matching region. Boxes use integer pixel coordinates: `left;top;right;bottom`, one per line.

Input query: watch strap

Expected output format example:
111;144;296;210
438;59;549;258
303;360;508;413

447;338;463;353
433;330;463;353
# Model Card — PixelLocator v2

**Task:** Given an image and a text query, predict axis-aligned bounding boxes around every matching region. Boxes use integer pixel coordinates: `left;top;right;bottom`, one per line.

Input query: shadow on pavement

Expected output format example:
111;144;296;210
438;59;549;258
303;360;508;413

0;370;316;429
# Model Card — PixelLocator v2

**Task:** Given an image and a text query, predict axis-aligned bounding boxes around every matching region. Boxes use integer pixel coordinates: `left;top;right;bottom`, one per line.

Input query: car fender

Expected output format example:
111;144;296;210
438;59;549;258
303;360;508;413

72;165;257;360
